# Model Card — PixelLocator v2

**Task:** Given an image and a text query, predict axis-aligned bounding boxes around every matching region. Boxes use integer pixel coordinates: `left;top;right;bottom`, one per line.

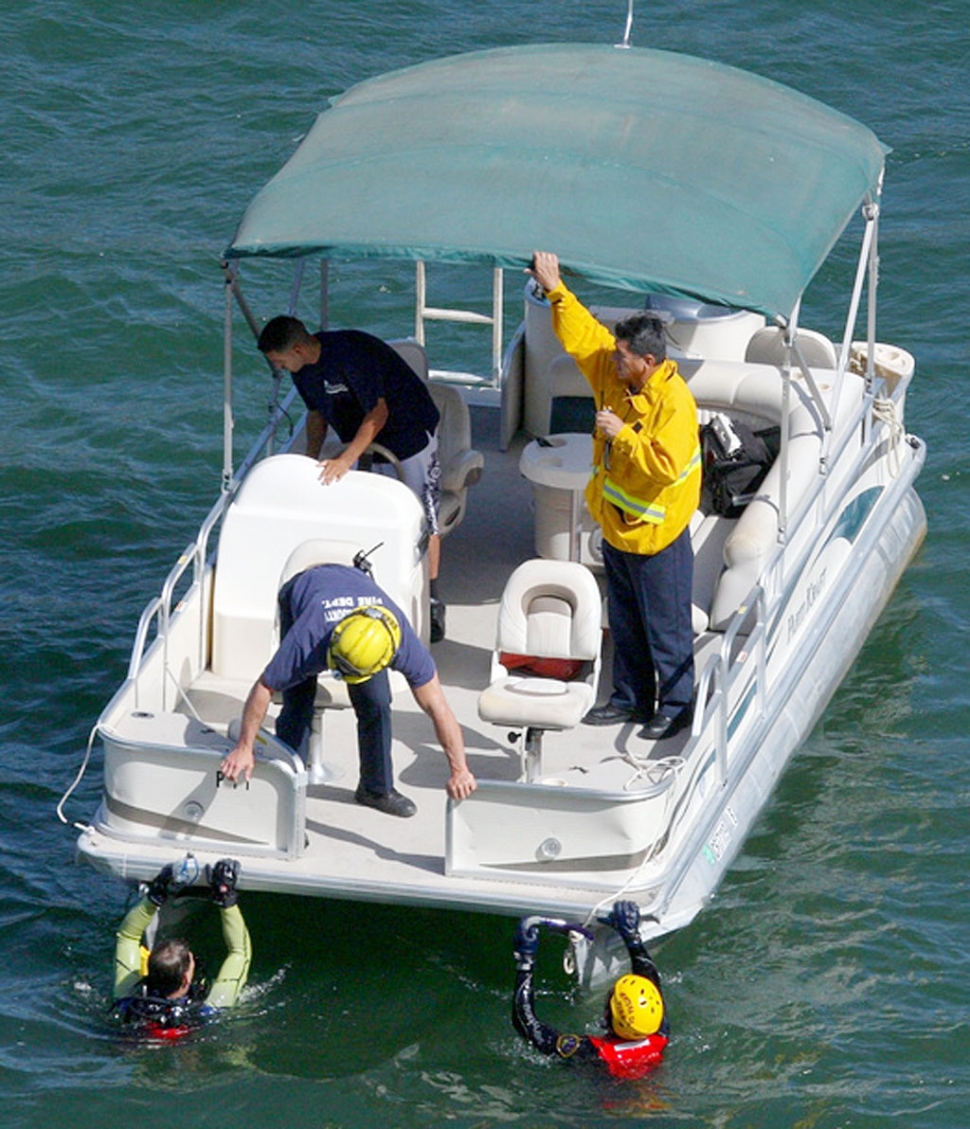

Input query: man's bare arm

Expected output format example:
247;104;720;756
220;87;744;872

318;399;389;485
412;674;477;800
219;679;274;783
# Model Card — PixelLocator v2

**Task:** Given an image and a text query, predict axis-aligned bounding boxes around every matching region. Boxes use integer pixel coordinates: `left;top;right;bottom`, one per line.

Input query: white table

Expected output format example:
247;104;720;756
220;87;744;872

519;433;594;563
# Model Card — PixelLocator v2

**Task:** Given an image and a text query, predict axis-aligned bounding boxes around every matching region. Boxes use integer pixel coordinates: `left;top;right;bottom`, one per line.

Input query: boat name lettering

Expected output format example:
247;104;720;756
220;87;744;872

787;567;827;643
705;824;729;863
703;806;739;864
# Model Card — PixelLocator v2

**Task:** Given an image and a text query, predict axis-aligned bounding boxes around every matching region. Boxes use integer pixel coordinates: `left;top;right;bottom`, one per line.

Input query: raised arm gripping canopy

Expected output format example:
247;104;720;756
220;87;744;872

226;43;888;319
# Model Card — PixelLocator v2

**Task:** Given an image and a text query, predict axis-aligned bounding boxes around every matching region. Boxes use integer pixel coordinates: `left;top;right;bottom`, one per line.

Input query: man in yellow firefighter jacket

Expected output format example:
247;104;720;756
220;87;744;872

529;252;701;740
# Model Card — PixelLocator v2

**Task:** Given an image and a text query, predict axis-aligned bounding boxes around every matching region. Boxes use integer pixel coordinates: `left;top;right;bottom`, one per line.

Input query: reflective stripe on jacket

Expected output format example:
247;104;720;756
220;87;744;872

602;444;701;524
546;283;701;555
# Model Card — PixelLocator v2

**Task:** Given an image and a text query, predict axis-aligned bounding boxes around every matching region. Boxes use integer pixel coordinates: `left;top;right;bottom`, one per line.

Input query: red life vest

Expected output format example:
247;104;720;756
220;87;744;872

588;1032;668;1080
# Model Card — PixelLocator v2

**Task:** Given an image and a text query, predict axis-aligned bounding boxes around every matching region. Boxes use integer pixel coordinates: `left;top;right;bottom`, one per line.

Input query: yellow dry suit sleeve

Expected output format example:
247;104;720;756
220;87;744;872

204;904;252;1010
113;896;157;999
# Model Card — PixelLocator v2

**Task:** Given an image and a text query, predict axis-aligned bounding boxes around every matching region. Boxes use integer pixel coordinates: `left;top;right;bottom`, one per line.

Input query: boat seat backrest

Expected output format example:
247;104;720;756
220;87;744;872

524;594;575;654
388;338;483;535
683;357;866;633
689;510;735;634
744;326;838;369
278;538;359;588
495;561;601;664
387;337;430;382
210;454;426;682
478;560;601;737
548;353;592;402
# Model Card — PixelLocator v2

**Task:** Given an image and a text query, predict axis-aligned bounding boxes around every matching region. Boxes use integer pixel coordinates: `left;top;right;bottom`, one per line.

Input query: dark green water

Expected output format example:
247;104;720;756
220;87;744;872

2;2;967;1126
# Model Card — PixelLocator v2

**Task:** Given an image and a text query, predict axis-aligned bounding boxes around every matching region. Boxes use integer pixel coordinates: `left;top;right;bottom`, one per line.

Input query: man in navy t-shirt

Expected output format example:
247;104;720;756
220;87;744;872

257;316;448;642
218;564;476;817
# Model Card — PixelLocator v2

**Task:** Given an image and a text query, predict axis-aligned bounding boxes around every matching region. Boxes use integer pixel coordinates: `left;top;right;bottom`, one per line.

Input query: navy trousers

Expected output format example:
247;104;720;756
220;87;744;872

274;583;394;794
602;527;695;720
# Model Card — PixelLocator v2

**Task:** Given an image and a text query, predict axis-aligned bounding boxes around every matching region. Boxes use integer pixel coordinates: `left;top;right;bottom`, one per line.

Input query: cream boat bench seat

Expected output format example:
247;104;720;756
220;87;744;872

685;355;845;632
535;349;857;639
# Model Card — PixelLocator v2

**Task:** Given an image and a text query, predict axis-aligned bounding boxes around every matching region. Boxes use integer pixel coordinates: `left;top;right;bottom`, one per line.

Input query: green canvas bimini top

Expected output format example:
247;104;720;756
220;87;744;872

226;43;888;319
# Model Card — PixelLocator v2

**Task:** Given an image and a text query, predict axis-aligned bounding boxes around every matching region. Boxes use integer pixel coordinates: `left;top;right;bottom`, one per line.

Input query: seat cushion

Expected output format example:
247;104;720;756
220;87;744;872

477;676;594;729
499;652;587;681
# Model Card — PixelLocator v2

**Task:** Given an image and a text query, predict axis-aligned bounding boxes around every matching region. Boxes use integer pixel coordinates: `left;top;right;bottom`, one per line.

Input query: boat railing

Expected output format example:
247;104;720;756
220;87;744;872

693;584;768;788
782;363;883;559
123;373;314;694
124;524;220;709
126;594;166;685
414;261;504;387
125;529;211;711
653;584;768;918
694;651;728;780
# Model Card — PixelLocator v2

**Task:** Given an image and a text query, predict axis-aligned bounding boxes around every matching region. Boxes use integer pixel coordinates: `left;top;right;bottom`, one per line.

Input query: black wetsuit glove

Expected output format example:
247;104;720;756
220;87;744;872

605;900;641;944
146;856;199;907
513;917;541;971
147;864;177;907
209;858;240;908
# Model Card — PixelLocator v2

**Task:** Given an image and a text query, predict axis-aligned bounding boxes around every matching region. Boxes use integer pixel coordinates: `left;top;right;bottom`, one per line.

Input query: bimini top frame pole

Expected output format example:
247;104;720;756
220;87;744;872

773;186;882;539
824;181;882;465
221;259;312;491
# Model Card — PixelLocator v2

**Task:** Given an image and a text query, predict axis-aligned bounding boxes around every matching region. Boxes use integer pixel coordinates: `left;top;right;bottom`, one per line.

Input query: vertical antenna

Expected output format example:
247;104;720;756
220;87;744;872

616;0;634;48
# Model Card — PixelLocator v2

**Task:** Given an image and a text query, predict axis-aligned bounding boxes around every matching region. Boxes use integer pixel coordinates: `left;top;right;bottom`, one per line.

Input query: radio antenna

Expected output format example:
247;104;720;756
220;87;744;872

353;542;384;576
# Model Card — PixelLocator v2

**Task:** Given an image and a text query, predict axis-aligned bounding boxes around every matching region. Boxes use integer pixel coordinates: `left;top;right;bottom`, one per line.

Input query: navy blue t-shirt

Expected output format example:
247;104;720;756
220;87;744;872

293;330;439;461
262;565;435;692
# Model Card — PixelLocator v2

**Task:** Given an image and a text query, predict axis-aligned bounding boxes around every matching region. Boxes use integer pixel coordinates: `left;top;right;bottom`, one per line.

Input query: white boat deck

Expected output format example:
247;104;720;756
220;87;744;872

82;405;719;920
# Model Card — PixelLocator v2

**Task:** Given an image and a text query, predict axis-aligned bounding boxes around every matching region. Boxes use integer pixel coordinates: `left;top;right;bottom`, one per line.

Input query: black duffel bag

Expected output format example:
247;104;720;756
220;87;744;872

700;414;780;518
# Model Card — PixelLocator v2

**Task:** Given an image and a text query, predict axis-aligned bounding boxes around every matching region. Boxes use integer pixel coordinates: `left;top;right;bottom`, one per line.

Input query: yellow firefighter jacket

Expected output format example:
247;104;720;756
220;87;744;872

546;282;701;556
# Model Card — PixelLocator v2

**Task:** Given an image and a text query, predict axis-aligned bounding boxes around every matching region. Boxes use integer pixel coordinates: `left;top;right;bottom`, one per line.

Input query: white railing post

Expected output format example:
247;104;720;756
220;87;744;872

320;259;330;330
222;267;235;494
415;260;427;345
491;266;504;383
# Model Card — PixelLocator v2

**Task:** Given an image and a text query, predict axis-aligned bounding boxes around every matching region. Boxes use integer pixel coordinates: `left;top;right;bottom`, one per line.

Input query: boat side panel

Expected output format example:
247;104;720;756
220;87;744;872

660;484;925;924
97;713;307;859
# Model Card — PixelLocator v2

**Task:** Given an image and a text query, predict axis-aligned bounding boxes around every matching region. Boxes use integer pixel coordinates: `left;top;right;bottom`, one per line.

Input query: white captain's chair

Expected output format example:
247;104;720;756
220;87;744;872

388;339;484;535
478;559;602;781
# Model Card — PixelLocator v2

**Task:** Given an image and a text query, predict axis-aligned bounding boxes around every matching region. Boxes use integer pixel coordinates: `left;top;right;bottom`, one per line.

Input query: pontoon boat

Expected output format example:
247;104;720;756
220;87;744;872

64;43;926;979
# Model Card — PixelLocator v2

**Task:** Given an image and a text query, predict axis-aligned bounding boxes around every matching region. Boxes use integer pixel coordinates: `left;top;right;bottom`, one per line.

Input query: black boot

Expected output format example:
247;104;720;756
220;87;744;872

429;597;446;643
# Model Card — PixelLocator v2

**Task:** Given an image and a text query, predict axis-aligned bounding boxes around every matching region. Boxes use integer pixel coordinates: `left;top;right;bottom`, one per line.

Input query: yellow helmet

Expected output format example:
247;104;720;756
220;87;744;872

608;974;664;1040
327;606;401;684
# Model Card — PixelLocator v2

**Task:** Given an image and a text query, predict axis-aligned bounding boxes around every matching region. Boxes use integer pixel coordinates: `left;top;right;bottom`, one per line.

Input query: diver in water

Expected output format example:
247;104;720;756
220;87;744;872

512;900;669;1079
111;857;251;1038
